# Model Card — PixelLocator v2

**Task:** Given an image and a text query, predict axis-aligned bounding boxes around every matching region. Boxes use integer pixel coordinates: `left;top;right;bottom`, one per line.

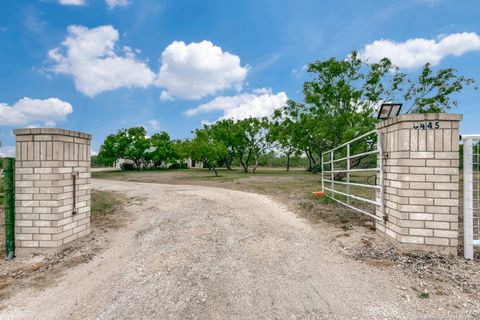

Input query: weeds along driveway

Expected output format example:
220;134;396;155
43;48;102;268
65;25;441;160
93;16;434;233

0;179;475;319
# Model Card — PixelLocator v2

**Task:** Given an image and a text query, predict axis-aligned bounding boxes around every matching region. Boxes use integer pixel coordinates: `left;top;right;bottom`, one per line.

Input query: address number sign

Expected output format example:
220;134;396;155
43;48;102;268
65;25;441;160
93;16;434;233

413;121;440;130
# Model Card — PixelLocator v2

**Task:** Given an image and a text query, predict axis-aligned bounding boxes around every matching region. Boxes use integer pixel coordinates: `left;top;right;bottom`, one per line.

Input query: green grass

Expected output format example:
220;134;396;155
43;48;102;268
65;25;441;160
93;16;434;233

91;189;123;217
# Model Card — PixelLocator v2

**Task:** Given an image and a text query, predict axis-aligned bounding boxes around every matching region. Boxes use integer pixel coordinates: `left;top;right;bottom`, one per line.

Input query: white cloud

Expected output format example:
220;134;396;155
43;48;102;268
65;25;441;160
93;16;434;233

105;0;130;9
144;119;160;132
0;97;73;127
49;25;155;97
185;89;288;121
359;32;480;68
0;146;15;158
156;40;249;100
59;0;86;5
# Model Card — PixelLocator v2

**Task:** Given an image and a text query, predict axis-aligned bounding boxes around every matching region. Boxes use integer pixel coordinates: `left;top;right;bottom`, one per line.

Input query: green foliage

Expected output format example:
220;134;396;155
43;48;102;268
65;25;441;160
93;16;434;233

122;127;150;168
120;162;136;171
275;53;399;173
404;63;475;114
205;117;271;173
233;117;270;173
147;132;177;167
207;119;238;170
168;162;188;169
96;52;474;175
97;133;120;167
98;126;181;169
185;128;227;176
0;175;4;206
268;114;302;171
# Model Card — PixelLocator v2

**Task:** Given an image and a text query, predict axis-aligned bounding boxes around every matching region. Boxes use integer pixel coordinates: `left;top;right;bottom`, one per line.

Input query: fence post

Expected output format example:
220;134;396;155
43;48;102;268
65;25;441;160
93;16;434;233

463;137;474;260
3;157;15;260
346;144;351;204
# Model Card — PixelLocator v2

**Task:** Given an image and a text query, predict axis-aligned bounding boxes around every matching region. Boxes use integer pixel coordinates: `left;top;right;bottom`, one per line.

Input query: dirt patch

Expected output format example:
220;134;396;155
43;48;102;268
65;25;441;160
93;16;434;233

0;190;129;306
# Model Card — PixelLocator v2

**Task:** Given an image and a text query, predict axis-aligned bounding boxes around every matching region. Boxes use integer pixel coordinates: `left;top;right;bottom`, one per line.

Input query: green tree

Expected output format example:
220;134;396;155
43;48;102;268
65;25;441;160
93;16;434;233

122;127;150;168
207;119;238;170
98;126;150;169
187;129;227;176
147;131;176;167
98;133;122;167
234;117;271;173
268;114;301;171
404;63;475;114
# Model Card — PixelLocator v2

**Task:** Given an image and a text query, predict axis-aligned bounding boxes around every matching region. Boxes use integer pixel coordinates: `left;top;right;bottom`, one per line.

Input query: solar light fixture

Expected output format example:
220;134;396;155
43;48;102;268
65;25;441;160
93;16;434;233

377;103;402;120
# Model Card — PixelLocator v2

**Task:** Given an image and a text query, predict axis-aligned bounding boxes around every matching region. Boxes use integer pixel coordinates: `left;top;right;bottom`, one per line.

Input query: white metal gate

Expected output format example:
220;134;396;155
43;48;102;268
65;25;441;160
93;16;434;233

463;135;480;260
321;130;384;221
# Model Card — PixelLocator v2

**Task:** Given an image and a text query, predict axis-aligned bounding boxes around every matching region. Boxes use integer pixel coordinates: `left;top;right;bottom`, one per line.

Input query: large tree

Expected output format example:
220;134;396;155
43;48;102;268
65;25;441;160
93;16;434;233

187;129;227;176
234;117;271;173
277;52;474;176
147;132;177;167
404;63;475;114
207;119;238;170
98;126;150;169
268;114;301;171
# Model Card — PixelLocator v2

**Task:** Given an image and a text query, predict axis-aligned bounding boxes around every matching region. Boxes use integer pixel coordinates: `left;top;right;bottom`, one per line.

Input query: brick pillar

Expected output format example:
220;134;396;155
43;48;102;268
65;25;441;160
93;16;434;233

14;128;91;249
375;114;461;255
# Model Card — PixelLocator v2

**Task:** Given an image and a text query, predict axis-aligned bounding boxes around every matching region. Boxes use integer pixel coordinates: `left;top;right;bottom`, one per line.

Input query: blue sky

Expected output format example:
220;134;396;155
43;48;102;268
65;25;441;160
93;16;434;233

0;0;479;155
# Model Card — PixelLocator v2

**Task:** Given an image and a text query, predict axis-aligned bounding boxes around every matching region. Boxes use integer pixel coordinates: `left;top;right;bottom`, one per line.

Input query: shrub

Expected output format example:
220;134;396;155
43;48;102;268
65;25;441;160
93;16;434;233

120;162;136;171
168;162;188;169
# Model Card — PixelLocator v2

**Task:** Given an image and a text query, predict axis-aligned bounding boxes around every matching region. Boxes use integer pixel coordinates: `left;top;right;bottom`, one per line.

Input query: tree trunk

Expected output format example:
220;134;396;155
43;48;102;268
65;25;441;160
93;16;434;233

224;155;232;170
206;161;219;176
305;149;317;173
286;152;291;171
239;159;248;173
252;159;259;173
306;151;312;172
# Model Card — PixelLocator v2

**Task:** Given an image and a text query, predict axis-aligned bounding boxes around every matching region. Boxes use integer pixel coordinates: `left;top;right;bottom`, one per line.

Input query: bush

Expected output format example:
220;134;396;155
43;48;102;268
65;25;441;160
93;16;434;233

168;162;188;169
307;164;323;173
120;162;136;171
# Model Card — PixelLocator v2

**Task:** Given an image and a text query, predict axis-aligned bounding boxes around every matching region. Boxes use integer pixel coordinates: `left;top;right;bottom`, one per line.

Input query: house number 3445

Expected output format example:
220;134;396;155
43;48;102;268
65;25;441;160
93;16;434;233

413;121;440;130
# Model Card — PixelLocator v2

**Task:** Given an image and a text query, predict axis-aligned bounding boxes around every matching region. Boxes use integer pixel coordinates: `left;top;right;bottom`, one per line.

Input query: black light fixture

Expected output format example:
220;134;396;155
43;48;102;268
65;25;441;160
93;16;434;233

377;103;402;120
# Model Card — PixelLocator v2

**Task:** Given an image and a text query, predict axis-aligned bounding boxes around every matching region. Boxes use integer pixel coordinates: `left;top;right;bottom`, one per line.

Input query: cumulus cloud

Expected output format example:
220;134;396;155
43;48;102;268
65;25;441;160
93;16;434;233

48;25;155;97
105;0;130;9
59;0;86;5
359;32;480;68
185;89;288;121
0;97;73;127
144;119;160;132
156;40;249;100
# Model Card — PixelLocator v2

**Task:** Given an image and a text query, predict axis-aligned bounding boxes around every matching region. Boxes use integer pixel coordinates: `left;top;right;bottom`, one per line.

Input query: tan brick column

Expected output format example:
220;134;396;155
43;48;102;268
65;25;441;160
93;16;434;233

14;128;91;249
376;114;461;255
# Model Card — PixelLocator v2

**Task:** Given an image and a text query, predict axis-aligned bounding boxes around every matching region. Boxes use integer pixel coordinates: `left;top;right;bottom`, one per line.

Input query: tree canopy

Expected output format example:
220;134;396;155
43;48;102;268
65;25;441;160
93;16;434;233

97;52;475;174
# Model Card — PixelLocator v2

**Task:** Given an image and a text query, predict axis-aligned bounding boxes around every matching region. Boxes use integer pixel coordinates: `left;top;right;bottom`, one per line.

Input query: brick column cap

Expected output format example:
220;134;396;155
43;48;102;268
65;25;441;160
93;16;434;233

13;128;91;140
376;113;463;130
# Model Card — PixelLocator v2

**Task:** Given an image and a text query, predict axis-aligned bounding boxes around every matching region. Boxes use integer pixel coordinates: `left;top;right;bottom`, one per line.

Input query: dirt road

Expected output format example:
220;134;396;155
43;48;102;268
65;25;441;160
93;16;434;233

0;180;473;319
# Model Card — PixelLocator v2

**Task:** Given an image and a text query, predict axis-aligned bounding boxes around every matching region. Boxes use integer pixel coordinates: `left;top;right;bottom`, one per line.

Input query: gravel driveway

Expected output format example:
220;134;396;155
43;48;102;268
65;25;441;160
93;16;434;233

0;180;463;319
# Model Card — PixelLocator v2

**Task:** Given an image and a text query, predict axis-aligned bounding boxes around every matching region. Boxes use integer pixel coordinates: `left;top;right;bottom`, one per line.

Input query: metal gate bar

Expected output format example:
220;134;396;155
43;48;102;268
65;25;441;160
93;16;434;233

321;130;384;221
463;134;480;260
